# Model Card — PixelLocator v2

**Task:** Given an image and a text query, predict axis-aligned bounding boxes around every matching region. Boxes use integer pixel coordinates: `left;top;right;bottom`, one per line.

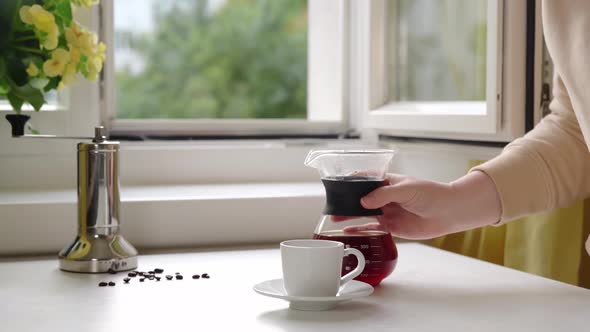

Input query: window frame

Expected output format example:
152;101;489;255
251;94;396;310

101;0;348;137
349;0;530;142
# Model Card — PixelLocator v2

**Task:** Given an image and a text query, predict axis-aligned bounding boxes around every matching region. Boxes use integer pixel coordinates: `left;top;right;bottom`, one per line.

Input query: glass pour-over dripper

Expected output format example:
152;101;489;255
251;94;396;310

305;149;397;286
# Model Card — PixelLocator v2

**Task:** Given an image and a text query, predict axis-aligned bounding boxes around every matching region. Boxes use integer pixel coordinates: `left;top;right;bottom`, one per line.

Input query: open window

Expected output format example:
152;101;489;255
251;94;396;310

349;0;532;143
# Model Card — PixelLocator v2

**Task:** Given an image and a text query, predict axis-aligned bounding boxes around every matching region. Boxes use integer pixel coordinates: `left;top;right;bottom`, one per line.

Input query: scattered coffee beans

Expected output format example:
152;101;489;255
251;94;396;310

99;268;211;288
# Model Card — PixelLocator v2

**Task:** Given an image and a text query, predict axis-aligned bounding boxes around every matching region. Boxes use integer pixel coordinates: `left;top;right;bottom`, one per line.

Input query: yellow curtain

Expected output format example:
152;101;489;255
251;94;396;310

429;161;590;288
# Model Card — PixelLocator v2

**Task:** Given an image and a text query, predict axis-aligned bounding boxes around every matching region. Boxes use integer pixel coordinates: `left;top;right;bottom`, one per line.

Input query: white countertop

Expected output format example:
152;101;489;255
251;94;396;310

0;243;588;332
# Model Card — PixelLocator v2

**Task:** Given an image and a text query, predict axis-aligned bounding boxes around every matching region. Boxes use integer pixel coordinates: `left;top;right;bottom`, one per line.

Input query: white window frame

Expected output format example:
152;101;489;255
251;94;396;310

101;0;348;137
349;0;529;142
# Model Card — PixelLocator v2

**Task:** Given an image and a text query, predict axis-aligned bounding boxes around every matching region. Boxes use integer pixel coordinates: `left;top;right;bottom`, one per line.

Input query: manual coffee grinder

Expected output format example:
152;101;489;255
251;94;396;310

6;115;138;273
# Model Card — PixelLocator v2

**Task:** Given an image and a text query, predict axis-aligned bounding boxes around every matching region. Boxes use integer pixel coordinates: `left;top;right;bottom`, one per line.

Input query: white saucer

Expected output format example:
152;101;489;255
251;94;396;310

253;279;374;311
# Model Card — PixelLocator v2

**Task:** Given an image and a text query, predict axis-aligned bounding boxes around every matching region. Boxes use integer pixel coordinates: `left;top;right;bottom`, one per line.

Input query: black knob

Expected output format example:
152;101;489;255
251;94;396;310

5;114;30;137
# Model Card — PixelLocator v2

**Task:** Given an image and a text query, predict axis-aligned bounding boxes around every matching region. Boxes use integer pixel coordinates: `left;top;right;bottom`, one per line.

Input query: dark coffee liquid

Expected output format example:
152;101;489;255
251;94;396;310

321;176;386;216
313;230;397;286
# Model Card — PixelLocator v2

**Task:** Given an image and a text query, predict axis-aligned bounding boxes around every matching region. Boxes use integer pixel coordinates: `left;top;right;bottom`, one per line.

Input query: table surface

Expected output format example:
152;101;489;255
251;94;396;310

1;243;588;332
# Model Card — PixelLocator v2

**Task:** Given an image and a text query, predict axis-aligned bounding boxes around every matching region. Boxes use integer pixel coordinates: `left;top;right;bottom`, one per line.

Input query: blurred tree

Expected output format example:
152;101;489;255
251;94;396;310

115;0;307;119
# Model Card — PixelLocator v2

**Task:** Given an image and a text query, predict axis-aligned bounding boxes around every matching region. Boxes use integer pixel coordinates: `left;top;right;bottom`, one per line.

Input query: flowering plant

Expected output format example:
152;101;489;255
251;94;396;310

0;0;105;112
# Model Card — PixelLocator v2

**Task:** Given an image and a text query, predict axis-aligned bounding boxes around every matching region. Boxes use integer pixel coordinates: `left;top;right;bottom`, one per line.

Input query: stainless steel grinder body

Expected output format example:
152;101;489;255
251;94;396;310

58;128;137;273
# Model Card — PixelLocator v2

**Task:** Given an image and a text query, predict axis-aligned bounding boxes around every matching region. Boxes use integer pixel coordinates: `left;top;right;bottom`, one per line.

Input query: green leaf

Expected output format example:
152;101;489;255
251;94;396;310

0;57;6;78
0;59;8;96
0;76;9;95
55;0;73;27
6;91;24;113
9;81;45;111
30;77;49;89
44;77;59;91
27;122;40;135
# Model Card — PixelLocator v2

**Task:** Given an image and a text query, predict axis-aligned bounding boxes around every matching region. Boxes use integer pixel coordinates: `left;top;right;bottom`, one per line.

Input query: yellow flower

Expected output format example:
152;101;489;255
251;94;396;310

89;56;103;72
26;63;40;77
85;56;102;81
70;47;81;64
61;63;78;86
19;6;34;25
29;5;57;34
43;27;59;50
97;42;106;61
42;48;70;77
65;22;82;47
79;31;98;57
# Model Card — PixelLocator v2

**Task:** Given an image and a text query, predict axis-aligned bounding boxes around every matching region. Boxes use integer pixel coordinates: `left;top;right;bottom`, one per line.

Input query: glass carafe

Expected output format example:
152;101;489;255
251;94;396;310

305;149;398;286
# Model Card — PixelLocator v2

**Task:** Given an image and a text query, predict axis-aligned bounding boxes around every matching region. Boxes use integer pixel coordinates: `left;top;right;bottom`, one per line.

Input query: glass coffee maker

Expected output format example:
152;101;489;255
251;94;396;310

306;149;397;286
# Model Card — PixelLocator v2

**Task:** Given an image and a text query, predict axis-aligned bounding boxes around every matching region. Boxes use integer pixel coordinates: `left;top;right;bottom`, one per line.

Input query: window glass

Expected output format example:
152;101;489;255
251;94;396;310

390;0;487;102
114;0;308;119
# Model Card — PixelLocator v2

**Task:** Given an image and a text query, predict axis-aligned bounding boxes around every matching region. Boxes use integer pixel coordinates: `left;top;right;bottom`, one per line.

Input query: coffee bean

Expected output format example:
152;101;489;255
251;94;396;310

155;277;161;281
123;278;131;283
202;273;210;279
148;271;155;274
175;275;183;280
175;272;180;275
140;278;145;282
108;282;116;286
154;268;164;274
128;272;137;277
98;282;108;287
166;275;173;280
192;274;200;279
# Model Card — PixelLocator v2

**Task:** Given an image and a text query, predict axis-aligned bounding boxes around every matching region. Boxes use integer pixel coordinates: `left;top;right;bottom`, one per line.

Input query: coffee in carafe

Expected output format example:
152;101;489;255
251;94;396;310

305;150;398;286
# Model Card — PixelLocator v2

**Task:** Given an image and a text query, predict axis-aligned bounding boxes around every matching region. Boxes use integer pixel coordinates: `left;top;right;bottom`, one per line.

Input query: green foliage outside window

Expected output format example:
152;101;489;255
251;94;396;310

115;0;308;119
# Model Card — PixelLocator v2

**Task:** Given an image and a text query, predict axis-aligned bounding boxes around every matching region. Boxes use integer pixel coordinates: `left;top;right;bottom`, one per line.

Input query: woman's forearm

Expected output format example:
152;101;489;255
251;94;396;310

447;171;502;233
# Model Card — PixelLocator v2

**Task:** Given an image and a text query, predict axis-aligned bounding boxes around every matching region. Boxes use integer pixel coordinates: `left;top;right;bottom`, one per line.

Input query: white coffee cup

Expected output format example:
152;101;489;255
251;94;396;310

280;239;366;297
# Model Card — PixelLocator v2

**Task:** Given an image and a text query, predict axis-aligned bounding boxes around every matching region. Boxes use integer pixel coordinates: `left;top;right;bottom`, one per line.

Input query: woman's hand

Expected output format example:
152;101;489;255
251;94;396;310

344;171;502;240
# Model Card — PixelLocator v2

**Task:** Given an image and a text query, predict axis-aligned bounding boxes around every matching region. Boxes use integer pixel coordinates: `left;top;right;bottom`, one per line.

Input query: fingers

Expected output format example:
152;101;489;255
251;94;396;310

361;184;416;209
332;215;378;222
384;173;407;185
343;222;384;233
331;216;354;222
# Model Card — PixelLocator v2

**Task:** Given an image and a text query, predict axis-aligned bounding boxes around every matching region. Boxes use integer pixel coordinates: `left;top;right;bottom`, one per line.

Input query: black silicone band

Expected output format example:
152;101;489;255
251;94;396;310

321;177;385;216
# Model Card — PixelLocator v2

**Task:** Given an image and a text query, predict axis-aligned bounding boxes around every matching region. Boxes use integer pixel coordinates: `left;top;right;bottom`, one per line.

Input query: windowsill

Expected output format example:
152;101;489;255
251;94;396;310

0;182;323;204
0;182;325;256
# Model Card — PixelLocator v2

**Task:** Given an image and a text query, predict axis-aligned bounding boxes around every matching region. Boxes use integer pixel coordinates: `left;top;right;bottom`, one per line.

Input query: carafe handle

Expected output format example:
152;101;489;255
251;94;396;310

340;248;366;287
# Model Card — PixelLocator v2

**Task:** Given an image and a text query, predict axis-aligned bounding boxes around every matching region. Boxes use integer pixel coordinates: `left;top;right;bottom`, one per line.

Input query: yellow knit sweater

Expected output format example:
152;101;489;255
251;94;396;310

474;1;590;249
